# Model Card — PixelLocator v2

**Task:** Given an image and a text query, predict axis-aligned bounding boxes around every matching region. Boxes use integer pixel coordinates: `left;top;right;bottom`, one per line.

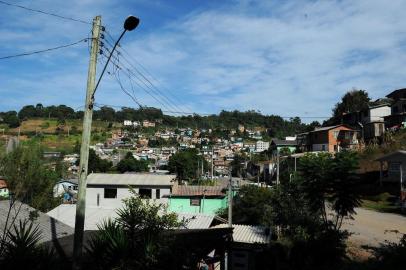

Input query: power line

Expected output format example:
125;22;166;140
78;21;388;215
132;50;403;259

100;43;182;112
0;0;91;25
103;29;195;113
99;49;179;113
0;38;89;60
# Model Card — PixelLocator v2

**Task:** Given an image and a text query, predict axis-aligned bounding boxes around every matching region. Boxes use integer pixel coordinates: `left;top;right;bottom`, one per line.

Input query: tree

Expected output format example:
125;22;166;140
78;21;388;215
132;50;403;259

333;89;370;118
18;105;37;120
0;144;59;211
116;152;148;173
168;149;206;181
298;151;361;230
1;111;20;128
76;149;112;173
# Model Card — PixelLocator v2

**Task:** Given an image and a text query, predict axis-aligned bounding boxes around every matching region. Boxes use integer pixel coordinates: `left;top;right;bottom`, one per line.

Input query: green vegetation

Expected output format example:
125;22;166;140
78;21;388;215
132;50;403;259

168;148;207;181
220;151;362;269
0;144;60;211
116;152;149;173
361;192;401;214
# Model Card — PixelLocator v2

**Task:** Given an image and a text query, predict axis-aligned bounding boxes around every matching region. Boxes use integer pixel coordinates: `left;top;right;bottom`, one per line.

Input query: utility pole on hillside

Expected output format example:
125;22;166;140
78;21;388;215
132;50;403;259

72;15;102;269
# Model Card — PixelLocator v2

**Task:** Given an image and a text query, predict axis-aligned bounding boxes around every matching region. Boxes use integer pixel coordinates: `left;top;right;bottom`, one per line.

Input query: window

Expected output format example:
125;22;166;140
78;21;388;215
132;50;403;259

345;132;351;140
333;130;339;139
156;189;160;199
389;162;401;172
190;198;201;206
322;145;326;151
139;188;152;198
104;188;117;199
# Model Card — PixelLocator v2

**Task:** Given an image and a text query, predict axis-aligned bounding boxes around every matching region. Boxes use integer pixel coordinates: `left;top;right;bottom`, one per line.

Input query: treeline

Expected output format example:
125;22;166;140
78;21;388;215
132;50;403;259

1;104;320;137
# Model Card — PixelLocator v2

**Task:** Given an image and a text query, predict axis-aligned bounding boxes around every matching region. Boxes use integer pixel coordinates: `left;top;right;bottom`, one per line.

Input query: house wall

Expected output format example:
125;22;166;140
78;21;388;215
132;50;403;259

168;197;228;215
310;126;357;152
86;185;171;207
369;106;391;122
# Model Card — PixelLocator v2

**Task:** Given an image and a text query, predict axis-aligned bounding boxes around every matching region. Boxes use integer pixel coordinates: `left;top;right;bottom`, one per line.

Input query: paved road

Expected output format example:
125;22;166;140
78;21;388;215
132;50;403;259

342;208;406;247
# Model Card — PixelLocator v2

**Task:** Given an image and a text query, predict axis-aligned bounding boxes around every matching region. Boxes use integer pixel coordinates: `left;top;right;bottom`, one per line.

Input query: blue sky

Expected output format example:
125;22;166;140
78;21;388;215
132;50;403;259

1;0;406;121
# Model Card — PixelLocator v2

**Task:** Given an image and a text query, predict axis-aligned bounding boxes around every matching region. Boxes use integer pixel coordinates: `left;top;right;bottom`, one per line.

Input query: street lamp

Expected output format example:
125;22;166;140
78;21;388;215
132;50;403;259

94;15;140;94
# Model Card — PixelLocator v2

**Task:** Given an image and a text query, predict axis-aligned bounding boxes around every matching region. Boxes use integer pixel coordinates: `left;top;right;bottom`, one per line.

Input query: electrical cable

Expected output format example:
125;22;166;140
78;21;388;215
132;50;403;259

0;0;91;25
0;38;89;60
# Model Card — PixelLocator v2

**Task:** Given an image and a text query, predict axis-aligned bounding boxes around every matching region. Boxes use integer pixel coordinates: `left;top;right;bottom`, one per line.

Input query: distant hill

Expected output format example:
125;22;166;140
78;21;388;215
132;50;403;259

0;104;317;138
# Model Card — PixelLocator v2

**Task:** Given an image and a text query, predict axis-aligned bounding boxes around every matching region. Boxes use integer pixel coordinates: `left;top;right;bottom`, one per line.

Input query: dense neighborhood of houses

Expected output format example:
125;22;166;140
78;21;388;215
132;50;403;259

1;88;406;270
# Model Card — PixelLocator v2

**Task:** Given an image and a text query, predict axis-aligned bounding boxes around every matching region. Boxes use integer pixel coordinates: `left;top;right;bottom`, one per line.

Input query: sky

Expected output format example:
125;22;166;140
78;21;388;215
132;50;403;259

1;0;406;122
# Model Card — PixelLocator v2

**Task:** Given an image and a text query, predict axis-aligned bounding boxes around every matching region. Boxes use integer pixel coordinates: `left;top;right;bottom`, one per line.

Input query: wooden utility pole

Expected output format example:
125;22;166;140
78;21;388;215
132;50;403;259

72;15;101;269
228;172;232;227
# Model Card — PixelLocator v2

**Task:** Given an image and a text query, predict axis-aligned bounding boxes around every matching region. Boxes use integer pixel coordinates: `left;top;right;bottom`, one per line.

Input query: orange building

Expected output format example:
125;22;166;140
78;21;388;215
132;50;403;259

308;124;359;152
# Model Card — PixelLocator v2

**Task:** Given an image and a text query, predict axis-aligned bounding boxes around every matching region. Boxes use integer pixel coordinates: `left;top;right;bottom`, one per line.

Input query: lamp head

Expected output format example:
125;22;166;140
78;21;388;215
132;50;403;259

124;15;140;31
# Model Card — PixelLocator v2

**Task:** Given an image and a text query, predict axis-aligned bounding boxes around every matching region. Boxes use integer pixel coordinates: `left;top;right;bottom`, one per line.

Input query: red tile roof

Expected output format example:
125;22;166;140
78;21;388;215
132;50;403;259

172;185;225;197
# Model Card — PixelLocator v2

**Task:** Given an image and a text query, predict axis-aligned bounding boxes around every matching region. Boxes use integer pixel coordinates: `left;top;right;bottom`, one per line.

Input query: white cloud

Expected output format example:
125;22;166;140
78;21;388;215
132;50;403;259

1;0;406;122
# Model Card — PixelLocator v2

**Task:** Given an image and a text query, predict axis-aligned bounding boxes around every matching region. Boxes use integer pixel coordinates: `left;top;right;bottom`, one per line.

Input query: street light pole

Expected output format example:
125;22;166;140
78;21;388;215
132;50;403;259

72;15;139;269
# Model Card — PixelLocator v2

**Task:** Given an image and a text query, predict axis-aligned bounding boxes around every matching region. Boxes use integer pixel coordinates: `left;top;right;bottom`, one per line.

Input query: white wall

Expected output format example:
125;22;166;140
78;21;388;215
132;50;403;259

86;186;170;207
368;106;391;123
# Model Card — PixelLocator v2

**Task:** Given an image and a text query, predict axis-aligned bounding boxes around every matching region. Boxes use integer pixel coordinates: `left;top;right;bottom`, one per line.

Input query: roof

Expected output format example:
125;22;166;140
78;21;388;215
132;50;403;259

375;150;406;162
0;179;7;189
213;224;270;244
86;173;176;186
386;88;406;99
177;213;215;229
47;204;215;230
271;139;297;146
311;124;355;132
171;185;226;197
0;201;74;243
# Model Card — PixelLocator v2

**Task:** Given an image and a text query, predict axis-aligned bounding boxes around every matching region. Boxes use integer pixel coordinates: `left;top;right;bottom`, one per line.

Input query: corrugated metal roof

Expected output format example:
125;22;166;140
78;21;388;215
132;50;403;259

86;173;176;186
375;150;406;162
47;205;215;230
213;224;270;244
171;185;225;196
177;213;215;229
0;201;73;243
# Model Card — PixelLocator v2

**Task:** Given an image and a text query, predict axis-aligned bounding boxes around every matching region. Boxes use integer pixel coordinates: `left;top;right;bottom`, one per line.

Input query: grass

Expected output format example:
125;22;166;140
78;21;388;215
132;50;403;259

360;192;402;214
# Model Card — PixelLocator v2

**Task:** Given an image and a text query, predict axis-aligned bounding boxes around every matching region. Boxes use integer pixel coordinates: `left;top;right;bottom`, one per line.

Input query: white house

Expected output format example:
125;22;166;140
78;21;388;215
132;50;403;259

85;173;176;207
255;140;270;153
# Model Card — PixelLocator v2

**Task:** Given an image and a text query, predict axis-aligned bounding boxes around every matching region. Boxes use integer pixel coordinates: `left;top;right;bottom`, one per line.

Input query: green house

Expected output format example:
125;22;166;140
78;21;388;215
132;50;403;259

167;185;228;215
270;139;297;154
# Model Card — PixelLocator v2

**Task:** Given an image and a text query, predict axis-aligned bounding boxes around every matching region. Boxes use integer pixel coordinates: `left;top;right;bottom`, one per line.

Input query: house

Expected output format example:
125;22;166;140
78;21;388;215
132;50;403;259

255;140;270;153
0;178;9;198
167;185;228;215
384;88;406;129
85;173;176;207
307;125;359;152
213;224;271;270
376;150;406;209
361;103;391;140
270;139;297;154
142;120;156;128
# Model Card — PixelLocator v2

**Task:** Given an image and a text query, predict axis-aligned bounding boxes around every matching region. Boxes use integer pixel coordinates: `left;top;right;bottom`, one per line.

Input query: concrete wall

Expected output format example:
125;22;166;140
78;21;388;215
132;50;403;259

168;197;228;215
86;185;171;207
369;106;391;122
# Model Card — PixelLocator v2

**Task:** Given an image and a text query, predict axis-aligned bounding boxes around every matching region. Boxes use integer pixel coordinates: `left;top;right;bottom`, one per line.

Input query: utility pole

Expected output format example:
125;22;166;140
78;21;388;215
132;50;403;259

72;15;101;269
211;148;214;180
276;150;280;185
228;171;232;227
